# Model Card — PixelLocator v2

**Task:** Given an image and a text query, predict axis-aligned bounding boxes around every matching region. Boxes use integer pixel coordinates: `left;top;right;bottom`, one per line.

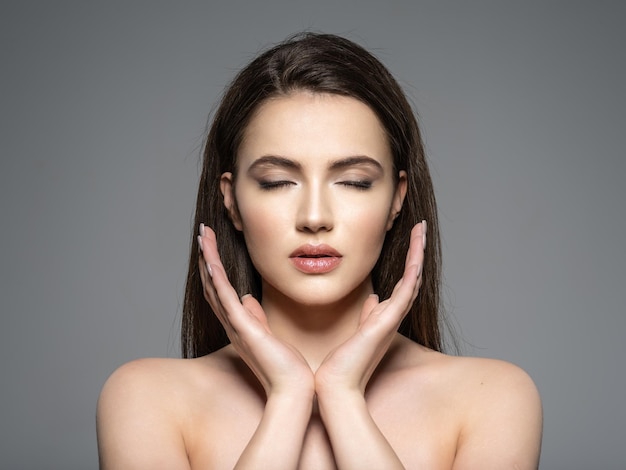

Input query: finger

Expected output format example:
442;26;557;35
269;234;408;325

199;225;227;272
400;222;426;299
198;225;266;337
198;255;235;333
411;220;426;297
197;229;238;333
380;224;425;319
359;294;379;325
209;262;265;334
241;294;270;330
198;252;217;305
404;221;426;271
387;264;420;313
197;229;216;300
197;225;238;312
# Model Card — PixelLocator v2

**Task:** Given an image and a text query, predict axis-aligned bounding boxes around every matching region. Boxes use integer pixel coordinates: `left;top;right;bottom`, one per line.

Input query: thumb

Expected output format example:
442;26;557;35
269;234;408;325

241;294;269;327
359;294;380;325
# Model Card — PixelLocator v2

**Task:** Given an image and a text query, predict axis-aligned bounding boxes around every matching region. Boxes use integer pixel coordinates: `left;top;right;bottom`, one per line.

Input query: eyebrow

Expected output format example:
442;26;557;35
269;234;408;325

247;155;384;172
247;155;301;171
329;156;384;172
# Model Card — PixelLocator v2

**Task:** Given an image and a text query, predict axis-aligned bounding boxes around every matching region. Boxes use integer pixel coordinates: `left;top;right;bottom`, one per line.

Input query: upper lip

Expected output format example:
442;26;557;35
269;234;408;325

289;244;342;258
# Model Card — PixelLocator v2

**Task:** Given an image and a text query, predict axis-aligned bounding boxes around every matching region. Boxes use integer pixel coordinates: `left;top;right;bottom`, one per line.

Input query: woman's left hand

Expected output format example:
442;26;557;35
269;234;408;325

313;222;426;469
315;221;426;396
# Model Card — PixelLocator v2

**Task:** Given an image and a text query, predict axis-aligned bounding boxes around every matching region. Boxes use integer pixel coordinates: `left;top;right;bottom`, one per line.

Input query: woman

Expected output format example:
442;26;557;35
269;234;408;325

97;33;542;469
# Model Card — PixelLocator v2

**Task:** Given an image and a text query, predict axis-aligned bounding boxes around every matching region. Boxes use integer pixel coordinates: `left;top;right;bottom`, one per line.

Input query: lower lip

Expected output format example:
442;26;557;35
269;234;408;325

290;257;342;274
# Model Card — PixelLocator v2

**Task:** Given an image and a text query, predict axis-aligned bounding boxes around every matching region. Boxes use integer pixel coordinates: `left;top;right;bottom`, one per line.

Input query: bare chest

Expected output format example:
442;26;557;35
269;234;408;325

185;386;459;469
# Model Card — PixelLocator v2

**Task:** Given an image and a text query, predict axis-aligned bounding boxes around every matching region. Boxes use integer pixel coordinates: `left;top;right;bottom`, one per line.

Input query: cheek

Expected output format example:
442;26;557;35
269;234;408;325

235;186;279;233
343;205;393;262
341;196;393;229
236;201;288;260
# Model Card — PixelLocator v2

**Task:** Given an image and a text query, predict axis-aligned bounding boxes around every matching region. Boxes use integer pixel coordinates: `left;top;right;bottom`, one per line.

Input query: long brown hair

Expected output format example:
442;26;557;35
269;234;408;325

182;32;444;357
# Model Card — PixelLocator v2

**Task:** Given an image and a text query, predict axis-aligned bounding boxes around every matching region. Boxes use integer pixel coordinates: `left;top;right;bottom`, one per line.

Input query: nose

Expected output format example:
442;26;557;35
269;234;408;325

296;182;333;233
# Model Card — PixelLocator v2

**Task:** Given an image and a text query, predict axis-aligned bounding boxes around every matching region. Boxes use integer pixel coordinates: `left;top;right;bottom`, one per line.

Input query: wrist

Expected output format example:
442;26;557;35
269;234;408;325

315;372;364;401
270;371;315;395
315;386;366;417
266;385;315;409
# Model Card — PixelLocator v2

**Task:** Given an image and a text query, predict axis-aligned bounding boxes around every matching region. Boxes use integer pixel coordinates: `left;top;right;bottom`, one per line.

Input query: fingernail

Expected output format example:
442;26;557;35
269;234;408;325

207;263;213;278
199;223;205;236
422;220;427;248
197;235;203;253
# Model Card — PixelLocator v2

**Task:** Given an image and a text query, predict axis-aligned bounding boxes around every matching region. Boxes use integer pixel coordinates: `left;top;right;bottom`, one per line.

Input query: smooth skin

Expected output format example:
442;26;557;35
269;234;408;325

97;93;542;469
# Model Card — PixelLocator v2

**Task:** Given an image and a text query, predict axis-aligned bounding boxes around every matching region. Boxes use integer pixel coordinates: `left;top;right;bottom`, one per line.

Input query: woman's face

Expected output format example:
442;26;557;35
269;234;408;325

221;92;406;307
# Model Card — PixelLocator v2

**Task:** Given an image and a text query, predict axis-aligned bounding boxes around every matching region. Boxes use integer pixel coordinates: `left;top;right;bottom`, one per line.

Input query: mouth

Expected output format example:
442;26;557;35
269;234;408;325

289;244;342;274
289;244;342;258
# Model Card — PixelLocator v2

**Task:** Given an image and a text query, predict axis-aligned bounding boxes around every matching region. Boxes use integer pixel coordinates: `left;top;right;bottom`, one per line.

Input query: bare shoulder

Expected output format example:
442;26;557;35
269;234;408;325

392;336;541;402
97;356;208;418
98;351;237;403
97;350;240;469
386;338;542;469
438;354;541;402
439;354;543;469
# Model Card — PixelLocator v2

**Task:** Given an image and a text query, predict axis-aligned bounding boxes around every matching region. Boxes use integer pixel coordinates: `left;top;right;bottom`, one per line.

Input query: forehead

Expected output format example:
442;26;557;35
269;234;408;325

237;92;392;170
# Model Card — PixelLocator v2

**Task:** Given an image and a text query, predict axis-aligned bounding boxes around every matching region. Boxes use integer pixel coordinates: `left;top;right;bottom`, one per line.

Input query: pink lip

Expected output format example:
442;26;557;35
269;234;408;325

289;244;343;274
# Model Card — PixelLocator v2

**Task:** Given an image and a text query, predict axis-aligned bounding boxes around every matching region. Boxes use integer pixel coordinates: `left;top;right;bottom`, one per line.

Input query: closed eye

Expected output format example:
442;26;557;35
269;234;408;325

339;180;373;190
258;180;295;190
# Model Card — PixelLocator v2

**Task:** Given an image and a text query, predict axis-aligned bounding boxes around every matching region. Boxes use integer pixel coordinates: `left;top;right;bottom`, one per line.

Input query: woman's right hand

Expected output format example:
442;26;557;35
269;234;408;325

198;225;314;468
197;224;314;398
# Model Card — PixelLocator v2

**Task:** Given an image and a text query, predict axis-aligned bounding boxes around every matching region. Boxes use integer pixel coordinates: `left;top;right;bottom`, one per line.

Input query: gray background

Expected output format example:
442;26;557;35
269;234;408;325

1;1;624;468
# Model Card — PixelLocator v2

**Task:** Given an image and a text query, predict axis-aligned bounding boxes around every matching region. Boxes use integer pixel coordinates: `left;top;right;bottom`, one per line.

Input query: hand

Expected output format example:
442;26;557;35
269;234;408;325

315;221;426;396
197;224;315;398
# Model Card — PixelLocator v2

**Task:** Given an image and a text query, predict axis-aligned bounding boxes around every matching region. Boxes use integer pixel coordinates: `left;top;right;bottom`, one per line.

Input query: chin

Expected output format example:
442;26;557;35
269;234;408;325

264;279;373;310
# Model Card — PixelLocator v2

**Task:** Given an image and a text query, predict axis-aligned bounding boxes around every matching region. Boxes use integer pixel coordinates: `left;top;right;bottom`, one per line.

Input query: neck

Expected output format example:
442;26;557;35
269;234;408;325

261;282;373;371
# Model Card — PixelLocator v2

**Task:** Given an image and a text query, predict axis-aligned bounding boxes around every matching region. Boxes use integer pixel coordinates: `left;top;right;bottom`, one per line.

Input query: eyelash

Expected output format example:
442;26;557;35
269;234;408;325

340;180;373;190
258;180;373;191
258;180;294;190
